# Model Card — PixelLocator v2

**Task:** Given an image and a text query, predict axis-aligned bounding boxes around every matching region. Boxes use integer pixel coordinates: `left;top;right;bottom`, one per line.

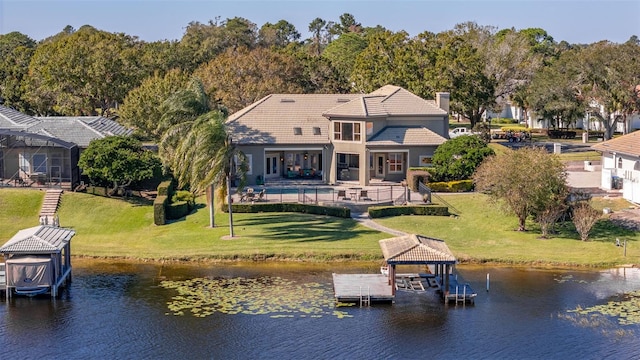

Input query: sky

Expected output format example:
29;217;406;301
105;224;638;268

0;0;639;44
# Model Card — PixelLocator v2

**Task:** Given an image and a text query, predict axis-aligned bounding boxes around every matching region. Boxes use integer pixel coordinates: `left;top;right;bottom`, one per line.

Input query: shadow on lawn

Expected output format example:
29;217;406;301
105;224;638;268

233;214;379;242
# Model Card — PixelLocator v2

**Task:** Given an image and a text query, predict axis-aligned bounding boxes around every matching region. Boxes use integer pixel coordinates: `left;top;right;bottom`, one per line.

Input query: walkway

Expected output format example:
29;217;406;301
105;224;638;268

350;211;407;237
39;189;63;224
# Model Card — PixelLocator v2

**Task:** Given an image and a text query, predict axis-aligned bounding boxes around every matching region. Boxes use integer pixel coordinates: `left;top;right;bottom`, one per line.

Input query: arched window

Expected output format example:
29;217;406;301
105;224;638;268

617;157;623;169
634;161;640;171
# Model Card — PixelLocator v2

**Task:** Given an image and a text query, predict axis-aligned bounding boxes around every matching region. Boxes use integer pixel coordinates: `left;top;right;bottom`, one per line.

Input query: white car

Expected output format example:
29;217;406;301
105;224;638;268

448;127;477;138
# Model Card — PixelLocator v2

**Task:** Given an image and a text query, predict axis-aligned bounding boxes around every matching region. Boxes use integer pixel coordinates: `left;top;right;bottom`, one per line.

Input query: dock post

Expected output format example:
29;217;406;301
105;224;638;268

486;273;490;292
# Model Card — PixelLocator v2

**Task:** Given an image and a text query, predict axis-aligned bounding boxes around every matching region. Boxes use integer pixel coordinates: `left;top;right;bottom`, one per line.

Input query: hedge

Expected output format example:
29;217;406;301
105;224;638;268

166;200;190;220
157;179;175;197
368;205;449;218
427;180;474;192
153;195;168;225
229;203;350;218
406;168;431;192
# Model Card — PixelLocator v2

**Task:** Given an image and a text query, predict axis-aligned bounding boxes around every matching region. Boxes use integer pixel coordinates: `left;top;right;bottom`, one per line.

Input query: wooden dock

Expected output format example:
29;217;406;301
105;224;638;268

332;273;394;304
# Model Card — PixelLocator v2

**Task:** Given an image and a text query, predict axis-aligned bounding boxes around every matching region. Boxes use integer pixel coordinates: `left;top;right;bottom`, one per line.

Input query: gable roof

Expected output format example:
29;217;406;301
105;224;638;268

367;126;447;146
0;105;40;129
32;116;132;147
323;85;446;118
591;131;640;157
379;234;457;265
227;94;360;145
0;225;75;254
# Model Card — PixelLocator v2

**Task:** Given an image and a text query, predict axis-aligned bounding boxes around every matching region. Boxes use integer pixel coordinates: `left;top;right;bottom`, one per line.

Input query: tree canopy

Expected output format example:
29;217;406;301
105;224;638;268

78;136;162;193
473;147;568;232
431;136;494;182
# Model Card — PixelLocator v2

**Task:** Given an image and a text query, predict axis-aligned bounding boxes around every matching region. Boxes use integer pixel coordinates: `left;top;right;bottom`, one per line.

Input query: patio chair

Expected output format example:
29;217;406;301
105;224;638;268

337;190;350;201
256;189;266;201
360;190;371;201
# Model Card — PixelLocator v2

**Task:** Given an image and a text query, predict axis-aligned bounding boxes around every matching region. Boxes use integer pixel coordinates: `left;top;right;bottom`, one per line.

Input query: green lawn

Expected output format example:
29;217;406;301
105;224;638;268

1;189;637;267
375;193;639;267
55;191;387;261
0;189;44;240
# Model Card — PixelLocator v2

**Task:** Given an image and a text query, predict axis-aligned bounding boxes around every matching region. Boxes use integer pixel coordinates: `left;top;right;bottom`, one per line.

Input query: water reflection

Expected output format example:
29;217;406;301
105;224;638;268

0;260;639;359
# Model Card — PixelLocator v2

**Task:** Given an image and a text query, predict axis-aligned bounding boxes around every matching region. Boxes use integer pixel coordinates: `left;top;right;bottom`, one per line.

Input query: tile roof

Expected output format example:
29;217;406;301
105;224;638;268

379;234;457;264
33;116;132;147
367;126;447;146
591;131;640;157
323;85;446;118
227;93;360;145
226;86;447;145
0;225;75;254
0;105;40;129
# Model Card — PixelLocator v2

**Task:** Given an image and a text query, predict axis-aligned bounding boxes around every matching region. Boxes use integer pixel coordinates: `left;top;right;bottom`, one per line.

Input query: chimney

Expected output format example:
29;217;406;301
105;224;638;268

435;92;450;114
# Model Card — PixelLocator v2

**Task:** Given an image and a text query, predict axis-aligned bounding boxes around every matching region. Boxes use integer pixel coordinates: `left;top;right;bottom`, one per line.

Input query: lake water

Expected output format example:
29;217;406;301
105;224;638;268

1;260;640;359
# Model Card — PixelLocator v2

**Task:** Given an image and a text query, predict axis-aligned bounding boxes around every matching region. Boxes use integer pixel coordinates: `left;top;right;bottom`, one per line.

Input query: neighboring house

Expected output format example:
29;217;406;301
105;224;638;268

227;85;450;186
0;106;131;188
591;131;640;204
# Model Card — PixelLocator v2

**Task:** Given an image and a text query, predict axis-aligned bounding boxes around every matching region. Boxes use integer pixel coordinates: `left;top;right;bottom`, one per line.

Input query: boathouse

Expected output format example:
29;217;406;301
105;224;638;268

379;234;475;303
0;225;75;298
332;234;476;305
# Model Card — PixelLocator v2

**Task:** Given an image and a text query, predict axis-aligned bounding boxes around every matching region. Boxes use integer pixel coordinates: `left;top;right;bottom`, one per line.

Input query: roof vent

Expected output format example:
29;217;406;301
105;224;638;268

337;98;350;103
294;127;302;135
313;127;321;135
281;98;295;103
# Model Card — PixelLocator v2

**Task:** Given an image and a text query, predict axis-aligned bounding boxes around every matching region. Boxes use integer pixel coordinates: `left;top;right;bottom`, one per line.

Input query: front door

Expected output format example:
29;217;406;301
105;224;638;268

376;154;386;178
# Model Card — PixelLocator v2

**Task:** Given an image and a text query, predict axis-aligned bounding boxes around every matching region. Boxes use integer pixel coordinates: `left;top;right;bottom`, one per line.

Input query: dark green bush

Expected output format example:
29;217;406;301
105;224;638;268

157;179;174;197
230;203;350;218
167;200;190;219
368;205;449;218
490;117;518;124
154;195;168;225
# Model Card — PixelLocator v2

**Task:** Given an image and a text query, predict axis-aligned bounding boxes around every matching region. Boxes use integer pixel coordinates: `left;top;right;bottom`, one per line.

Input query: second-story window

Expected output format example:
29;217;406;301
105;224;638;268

333;121;361;142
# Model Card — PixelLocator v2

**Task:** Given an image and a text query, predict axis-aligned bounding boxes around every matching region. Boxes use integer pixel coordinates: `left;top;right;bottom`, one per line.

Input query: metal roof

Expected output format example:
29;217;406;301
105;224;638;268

0;225;75;254
0;105;40;129
34;116;133;147
379;234;457;265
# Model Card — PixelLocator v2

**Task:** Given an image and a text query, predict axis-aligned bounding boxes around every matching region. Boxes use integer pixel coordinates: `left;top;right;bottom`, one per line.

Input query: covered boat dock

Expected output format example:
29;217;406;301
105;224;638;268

0;225;75;298
332;234;476;305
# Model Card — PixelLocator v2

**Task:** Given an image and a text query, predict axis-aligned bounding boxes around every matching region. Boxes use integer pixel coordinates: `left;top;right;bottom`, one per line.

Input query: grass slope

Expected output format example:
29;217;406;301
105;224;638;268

55;191;386;261
1;189;637;267
375;193;639;267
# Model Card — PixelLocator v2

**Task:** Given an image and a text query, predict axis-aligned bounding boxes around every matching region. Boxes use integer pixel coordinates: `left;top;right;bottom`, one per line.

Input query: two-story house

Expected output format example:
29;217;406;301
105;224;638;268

226;85;450;186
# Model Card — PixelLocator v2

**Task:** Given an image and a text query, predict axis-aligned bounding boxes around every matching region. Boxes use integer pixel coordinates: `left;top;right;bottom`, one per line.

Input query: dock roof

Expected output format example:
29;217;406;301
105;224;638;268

379;234;457;265
0;225;75;254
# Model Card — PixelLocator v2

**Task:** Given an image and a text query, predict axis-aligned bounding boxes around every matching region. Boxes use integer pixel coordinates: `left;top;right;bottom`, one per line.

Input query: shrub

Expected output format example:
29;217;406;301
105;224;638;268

406;168;431;192
490;117;518;124
157;179;175;197
172;190;195;210
368;205;449;218
427;180;473;192
230;203;350;218
167;201;190;220
153;195;168;225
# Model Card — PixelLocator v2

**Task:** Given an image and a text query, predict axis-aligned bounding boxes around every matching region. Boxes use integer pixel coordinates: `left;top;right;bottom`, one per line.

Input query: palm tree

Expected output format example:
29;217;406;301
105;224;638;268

159;79;247;233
